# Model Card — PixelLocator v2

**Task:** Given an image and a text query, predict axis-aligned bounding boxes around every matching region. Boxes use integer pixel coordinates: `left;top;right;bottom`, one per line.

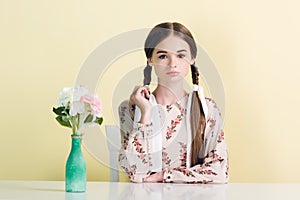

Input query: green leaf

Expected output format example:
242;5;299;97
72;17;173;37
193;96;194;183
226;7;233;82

95;117;103;125
55;116;72;128
84;114;94;123
53;106;66;116
62;115;72;122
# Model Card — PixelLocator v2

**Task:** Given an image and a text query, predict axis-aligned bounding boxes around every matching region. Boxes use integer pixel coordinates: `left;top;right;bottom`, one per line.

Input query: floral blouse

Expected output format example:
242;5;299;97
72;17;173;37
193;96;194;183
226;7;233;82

118;94;229;184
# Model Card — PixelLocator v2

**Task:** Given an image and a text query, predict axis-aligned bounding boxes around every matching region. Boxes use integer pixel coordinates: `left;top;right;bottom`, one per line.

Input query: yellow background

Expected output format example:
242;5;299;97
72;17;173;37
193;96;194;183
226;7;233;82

1;0;299;183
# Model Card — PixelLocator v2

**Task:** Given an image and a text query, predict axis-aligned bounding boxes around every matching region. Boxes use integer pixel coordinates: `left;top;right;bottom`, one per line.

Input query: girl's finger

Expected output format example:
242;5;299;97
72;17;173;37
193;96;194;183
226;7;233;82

141;86;150;99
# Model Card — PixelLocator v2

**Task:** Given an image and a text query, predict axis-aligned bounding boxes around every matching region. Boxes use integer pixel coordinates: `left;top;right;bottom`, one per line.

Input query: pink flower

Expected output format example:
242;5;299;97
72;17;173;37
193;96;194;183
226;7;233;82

80;94;102;117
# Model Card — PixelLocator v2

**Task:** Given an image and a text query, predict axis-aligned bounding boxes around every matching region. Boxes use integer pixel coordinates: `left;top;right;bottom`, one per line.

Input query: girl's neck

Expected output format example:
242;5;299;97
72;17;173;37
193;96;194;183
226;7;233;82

152;83;187;106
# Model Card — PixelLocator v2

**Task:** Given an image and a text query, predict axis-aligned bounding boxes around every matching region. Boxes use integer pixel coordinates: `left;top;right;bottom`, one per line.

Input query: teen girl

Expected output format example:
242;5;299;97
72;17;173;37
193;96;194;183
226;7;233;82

118;22;228;183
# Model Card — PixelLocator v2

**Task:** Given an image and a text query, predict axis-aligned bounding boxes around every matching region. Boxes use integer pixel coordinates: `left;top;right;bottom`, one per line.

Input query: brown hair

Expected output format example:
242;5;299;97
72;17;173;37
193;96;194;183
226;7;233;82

143;22;206;166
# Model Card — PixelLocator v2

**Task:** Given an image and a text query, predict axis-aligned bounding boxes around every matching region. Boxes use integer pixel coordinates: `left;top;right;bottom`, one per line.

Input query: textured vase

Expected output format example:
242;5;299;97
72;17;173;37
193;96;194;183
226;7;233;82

65;134;86;192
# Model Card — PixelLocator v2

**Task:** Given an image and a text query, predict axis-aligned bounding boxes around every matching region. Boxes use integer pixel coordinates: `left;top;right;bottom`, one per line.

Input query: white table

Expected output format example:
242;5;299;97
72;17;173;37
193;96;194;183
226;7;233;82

0;181;299;200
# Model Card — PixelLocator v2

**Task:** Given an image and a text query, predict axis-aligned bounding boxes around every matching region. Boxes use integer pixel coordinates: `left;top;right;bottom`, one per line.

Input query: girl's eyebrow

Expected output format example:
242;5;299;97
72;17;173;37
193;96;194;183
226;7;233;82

156;50;167;54
156;49;187;54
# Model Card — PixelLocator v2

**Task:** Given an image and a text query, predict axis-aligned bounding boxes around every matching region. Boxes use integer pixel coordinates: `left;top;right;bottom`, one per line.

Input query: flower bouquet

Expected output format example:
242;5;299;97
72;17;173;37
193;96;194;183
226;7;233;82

52;85;103;192
53;85;103;134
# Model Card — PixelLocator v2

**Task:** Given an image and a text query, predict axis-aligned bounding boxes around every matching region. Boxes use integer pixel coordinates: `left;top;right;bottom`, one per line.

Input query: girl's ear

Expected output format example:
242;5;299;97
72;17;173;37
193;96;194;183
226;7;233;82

190;57;196;65
147;58;153;67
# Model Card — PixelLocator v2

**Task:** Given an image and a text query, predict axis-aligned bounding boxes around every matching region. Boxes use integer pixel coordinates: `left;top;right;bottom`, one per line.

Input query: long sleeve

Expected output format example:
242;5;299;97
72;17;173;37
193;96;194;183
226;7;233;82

118;100;155;183
163;99;229;184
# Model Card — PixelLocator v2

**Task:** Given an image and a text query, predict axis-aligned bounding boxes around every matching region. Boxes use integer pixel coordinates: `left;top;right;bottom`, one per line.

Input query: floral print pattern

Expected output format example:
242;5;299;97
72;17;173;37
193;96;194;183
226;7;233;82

166;104;186;140
178;142;187;167
166;105;172;112
118;96;229;184
162;147;171;166
132;134;148;164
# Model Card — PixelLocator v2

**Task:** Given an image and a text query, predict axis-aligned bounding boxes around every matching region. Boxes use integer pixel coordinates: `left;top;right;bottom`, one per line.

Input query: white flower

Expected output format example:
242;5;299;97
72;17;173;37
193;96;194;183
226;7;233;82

57;87;73;107
69;101;85;116
72;85;89;101
57;85;88;107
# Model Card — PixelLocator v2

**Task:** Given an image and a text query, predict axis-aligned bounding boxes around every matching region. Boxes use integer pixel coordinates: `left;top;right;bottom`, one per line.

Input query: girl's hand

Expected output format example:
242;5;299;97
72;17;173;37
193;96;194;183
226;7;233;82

130;85;152;113
130;85;152;124
143;171;164;182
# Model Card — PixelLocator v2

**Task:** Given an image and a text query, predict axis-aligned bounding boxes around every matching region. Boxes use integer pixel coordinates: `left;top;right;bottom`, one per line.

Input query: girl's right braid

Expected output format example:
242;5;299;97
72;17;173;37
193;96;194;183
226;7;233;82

191;64;199;85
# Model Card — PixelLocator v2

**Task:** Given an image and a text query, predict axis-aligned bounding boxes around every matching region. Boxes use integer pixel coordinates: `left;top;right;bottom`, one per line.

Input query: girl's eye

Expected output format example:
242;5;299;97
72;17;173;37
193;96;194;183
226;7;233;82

178;54;185;58
158;55;167;59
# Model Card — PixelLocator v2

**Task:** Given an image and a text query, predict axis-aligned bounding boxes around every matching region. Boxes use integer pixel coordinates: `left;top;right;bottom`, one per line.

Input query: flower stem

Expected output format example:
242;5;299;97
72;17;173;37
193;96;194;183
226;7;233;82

72;117;77;135
77;114;80;132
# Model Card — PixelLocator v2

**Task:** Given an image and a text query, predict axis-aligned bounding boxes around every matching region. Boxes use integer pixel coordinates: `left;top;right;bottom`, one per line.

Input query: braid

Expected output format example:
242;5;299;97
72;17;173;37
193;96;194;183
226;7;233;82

143;64;152;86
190;63;206;166
191;64;199;85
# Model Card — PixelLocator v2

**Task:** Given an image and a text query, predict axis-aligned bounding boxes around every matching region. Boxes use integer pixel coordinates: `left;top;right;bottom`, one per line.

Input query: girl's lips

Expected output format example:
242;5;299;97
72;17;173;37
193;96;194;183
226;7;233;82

166;71;179;76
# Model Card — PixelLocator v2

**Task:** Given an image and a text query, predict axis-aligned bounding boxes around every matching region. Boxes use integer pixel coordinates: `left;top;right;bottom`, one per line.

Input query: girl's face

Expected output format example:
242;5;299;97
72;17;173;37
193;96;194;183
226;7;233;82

148;35;195;83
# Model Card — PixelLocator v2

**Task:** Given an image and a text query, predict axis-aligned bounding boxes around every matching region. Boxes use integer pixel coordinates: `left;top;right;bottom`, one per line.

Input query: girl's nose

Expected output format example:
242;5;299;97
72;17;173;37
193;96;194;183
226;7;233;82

168;55;178;68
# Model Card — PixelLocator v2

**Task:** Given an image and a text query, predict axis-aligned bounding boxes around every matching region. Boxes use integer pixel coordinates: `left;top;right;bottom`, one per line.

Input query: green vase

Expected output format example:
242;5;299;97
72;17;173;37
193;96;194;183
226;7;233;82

65;134;86;193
